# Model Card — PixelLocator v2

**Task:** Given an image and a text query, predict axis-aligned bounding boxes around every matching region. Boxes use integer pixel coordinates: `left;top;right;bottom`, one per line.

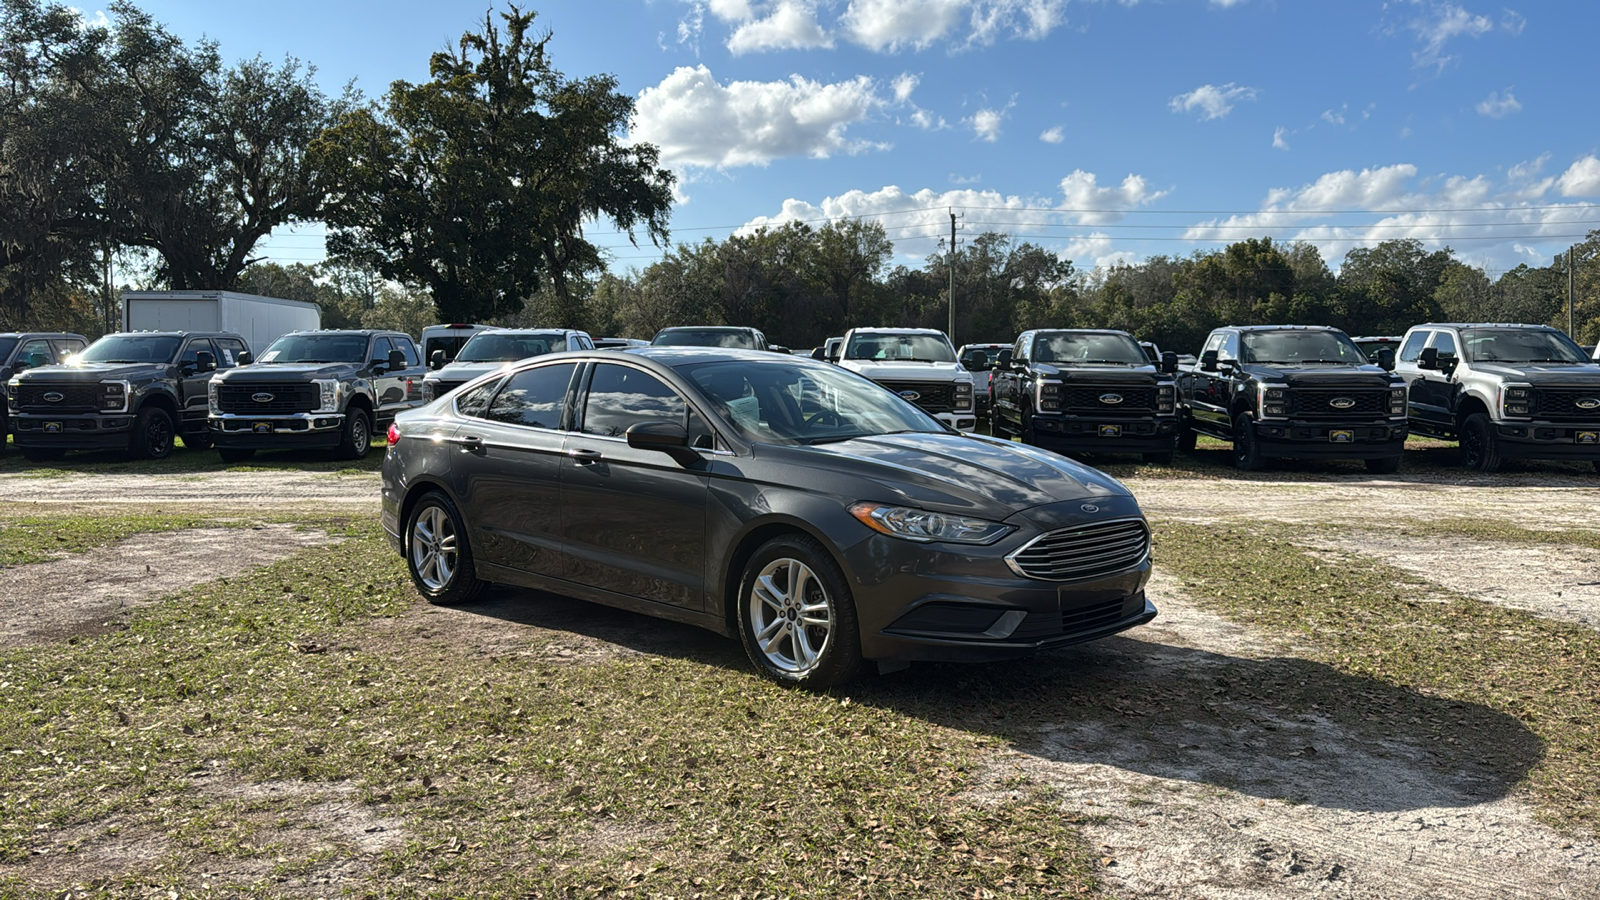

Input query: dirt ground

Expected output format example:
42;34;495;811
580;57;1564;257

3;465;1600;897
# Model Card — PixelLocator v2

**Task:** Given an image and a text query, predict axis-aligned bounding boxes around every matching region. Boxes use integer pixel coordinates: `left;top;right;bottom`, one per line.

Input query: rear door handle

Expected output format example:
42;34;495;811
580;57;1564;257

567;448;603;464
450;435;484;452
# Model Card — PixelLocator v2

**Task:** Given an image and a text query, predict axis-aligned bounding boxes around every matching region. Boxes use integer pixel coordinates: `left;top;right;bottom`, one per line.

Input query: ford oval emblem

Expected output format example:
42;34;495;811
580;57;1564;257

1329;397;1356;409
898;390;921;402
1578;398;1600;410
252;392;276;403
42;391;64;402
1098;393;1123;405
1080;504;1100;514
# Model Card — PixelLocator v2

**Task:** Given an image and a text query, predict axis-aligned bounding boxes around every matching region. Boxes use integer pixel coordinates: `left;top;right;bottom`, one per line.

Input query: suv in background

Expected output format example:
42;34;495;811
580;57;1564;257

958;342;1009;416
1178;325;1408;472
0;332;90;453
836;327;977;432
1395;323;1600;473
651;326;771;351
208;329;425;462
9;331;245;461
992;329;1181;463
422;328;593;400
420;323;492;368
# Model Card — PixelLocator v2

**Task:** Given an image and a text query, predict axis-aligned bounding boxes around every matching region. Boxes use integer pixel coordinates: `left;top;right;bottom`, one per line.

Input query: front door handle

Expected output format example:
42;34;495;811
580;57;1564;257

567;447;603;464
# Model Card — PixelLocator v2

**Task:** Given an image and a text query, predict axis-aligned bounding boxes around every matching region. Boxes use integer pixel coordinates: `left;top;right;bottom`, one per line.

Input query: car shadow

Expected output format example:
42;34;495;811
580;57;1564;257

452;584;1541;815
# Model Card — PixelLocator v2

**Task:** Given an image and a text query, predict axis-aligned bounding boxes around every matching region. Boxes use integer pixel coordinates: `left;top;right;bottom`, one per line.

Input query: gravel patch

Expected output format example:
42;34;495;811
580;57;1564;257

0;470;379;508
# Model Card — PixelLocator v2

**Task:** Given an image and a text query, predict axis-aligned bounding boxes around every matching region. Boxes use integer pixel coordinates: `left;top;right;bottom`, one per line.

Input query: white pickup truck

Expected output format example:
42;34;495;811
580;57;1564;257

835;327;978;432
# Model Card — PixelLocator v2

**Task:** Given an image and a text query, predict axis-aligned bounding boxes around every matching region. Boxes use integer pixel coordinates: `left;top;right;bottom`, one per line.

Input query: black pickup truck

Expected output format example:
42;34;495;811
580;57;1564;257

991;329;1182;463
8;331;247;461
1178;325;1409;472
1;332;91;453
208;329;425;462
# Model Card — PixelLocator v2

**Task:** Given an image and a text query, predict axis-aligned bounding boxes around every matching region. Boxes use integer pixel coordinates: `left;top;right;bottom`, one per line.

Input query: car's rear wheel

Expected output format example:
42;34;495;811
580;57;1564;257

1232;413;1264;472
129;407;174;460
1365;455;1401;474
217;447;255;464
406;492;487;606
1459;413;1501;473
737;534;861;690
336;408;372;460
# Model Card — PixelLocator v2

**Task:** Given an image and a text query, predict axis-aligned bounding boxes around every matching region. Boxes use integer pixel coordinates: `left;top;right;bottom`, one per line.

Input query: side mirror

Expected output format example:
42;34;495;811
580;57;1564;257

1160;350;1179;375
237;350;253;366
1200;349;1219;372
810;347;826;361
1418;347;1438;370
769;345;790;355
996;348;1013;368
430;349;446;370
965;350;988;371
388;348;407;371
626;420;696;464
1375;347;1396;371
195;350;216;373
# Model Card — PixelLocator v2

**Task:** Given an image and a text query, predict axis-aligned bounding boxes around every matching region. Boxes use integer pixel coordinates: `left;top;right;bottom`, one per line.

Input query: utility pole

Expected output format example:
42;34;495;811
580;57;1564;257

1569;247;1576;337
947;212;957;345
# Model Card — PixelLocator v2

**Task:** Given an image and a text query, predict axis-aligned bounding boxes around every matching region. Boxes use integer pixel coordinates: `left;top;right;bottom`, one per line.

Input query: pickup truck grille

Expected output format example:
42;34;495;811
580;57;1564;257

217;383;320;414
1007;518;1150;582
876;380;958;414
14;383;100;412
1535;388;1600;421
1059;385;1157;413
1286;388;1388;418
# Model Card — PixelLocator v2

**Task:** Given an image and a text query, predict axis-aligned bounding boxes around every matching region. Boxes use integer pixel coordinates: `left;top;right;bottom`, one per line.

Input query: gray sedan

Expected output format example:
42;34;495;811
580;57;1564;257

380;348;1156;688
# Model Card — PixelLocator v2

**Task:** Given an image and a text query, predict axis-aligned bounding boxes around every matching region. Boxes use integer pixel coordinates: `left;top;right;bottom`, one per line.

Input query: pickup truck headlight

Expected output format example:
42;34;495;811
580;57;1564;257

1157;384;1175;414
1500;383;1533;418
100;380;129;413
849;502;1013;545
954;381;973;410
1389;387;1406;417
1258;384;1288;419
313;379;340;413
1037;381;1061;412
207;380;220;414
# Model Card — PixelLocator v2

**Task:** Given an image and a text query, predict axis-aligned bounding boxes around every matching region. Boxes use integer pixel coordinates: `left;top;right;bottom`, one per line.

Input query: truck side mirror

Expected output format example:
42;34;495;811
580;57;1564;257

810;347;826;361
195;350;216;373
386;348;406;372
995;349;1013;368
965;350;988;371
1375;347;1396;371
1160;350;1179;375
1418;347;1438;370
237;349;253;366
430;349;446;370
1200;349;1219;372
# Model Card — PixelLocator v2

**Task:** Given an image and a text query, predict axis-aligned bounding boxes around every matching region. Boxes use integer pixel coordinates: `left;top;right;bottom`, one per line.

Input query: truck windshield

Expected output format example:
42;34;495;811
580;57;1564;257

652;329;758;349
1461;329;1588;364
1240;331;1366;366
455;333;561;362
78;335;181;364
843;333;955;363
1033;333;1146;365
260;334;369;364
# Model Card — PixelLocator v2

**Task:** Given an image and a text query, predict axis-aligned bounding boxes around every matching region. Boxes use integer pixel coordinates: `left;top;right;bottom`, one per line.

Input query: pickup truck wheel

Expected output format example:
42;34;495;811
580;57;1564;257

1020;416;1039;446
1232;413;1265;472
1365;455;1401;474
737;534;862;690
1459;413;1502;472
1177;425;1198;453
129;407;174;461
217;447;255;464
406;492;488;606
336;408;372;460
22;447;65;463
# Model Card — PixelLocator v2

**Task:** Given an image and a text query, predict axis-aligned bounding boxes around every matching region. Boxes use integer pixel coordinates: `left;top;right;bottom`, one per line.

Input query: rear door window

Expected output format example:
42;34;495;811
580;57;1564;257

369;337;393;368
392;336;420;367
215;337;248;368
485;363;578;430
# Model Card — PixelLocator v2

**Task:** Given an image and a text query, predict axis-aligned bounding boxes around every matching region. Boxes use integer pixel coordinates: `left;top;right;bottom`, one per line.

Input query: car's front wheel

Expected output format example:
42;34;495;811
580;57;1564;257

129;407;174;460
737;534;862;690
406;492;488;606
1459;413;1501;473
1232;413;1264;471
336;408;372;460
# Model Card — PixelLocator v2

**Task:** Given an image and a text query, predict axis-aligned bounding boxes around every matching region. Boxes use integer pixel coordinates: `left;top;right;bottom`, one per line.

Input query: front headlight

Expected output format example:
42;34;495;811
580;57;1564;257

1257;384;1288;418
1157;383;1175;413
1389;387;1407;417
313;379;340;413
100;380;129;412
849;502;1014;545
1500;383;1533;418
1037;381;1061;411
954;381;973;409
207;380;220;414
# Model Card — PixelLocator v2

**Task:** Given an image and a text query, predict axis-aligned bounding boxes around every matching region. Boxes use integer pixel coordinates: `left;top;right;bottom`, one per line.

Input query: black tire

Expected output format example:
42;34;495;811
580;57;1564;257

217;447;255;464
1593;459;1600;475
405;491;488;606
1142;450;1176;465
1232;413;1264;472
1365;455;1401;474
335;407;372;460
128;406;175;460
1459;413;1501;473
182;431;214;451
1177;424;1198;453
1020;413;1039;446
21;447;65;463
736;534;862;690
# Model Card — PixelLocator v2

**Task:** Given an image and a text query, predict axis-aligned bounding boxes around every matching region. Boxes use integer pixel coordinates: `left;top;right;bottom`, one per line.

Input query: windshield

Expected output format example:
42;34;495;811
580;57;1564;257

0;338;17;361
1033;333;1146;365
455;332;562;363
78;335;180;364
683;359;942;445
260;333;369;364
843;333;956;363
1461;328;1589;364
1240;331;1366;366
652;329;758;349
424;335;476;362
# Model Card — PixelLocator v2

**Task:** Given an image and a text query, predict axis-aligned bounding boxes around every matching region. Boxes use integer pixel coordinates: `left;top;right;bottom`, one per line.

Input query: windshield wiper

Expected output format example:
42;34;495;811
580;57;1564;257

1299;359;1356;365
1071;359;1134;365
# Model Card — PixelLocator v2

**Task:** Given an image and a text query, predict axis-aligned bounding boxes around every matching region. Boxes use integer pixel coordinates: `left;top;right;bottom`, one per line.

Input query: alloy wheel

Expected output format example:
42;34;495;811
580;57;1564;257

748;557;835;676
410;505;458;592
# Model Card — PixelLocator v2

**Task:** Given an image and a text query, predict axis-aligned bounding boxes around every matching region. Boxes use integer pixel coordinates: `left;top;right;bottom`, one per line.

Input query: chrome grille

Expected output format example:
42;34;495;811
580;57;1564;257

1006;518;1150;582
217;383;320;414
14;382;100;411
1535;388;1600;421
1286;388;1388;418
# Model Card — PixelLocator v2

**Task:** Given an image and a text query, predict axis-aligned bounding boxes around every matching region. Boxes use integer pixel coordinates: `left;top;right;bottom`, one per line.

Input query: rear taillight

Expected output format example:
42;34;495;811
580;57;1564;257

386;423;401;445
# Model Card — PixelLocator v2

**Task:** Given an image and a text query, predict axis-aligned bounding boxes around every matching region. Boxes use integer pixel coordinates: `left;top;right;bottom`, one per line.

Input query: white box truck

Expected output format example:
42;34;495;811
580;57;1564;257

122;290;321;355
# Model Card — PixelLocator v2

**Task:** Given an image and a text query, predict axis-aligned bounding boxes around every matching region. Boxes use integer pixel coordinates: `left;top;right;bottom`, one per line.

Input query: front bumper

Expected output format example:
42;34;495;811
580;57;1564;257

934;411;979;432
1251;418;1408;460
1029;414;1180;454
11;413;133;449
211;412;345;449
1491;421;1600;460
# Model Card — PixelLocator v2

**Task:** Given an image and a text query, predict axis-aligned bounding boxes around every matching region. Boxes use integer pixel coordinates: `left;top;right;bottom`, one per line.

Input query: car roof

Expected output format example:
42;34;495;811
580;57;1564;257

0;332;86;339
100;331;241;339
1410;322;1559;330
655;325;757;333
848;327;944;335
1223;324;1346;333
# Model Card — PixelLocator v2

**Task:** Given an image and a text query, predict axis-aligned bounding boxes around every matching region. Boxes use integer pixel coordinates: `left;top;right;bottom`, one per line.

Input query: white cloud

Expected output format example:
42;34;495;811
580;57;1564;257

1209;0;1248;6
892;73;919;103
1475;89;1521;118
1395;1;1522;72
1169;83;1258;121
1040;126;1064;144
675;3;706;54
838;0;1068;52
708;0;757;19
1272;126;1290;151
1322;104;1347;126
968;0;1067;45
631;65;890;168
728;1;833;53
1057;171;1167;225
68;6;110;28
969;107;1006;142
1556;156;1600;197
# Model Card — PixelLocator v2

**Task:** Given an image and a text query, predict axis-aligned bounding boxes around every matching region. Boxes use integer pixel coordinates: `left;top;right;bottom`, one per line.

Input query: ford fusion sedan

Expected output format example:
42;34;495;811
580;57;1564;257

381;348;1157;689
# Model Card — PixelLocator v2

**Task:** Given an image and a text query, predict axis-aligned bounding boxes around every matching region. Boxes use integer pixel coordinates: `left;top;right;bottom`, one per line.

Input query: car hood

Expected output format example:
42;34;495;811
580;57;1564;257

1242;363;1398;387
1034;363;1161;381
1467;362;1600;386
838;359;972;383
216;362;361;382
428;361;510;382
767;431;1138;523
13;362;167;382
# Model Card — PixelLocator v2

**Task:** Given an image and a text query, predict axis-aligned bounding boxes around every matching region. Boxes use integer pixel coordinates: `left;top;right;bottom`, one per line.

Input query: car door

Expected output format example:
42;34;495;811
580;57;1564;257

451;363;580;578
559;361;710;609
367;336;410;419
177;339;217;431
1409;330;1459;427
1395;330;1439;425
1189;332;1231;432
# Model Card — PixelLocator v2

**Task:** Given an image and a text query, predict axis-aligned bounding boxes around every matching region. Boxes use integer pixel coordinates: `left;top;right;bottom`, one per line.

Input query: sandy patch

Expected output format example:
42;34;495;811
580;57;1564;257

0;470;379;508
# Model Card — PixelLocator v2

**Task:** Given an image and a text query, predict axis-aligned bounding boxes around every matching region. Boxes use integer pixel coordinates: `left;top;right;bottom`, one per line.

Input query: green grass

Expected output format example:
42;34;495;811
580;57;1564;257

0;513;236;567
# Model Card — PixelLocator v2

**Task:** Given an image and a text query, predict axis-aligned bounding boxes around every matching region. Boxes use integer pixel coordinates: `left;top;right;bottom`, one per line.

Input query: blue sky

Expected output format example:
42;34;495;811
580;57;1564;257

119;0;1600;278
